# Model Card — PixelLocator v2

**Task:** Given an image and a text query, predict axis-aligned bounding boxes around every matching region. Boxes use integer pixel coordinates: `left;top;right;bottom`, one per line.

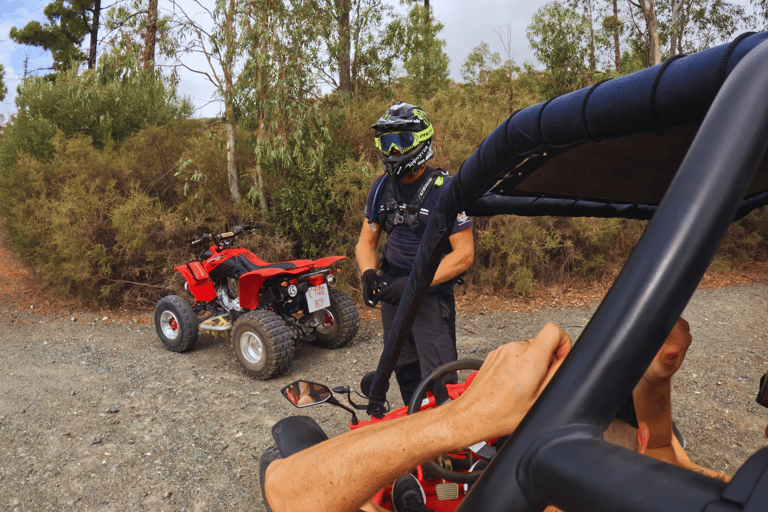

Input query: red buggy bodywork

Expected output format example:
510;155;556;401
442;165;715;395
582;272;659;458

352;372;483;511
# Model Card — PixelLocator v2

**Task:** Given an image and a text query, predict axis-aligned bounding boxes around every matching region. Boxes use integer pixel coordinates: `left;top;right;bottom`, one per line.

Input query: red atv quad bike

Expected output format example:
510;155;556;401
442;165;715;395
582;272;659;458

153;224;359;380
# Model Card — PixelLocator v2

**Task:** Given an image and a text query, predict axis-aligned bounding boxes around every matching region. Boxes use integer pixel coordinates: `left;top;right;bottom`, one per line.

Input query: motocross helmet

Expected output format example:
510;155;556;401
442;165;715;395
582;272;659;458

371;102;434;181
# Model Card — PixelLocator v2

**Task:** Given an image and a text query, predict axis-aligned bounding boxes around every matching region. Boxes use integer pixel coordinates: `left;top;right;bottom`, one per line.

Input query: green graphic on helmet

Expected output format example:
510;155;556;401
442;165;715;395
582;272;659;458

371;102;434;181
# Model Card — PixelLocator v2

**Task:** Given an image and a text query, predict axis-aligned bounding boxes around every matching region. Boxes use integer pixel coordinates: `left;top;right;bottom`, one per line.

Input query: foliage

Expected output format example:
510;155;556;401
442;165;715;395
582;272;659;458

716;208;768;265
316;0;402;95
0;133;183;304
103;0;178;65
390;4;450;99
0;65;7;102
9;0;95;71
461;43;502;86
2;0;766;308
472;216;643;295
0;54;191;176
527;1;592;97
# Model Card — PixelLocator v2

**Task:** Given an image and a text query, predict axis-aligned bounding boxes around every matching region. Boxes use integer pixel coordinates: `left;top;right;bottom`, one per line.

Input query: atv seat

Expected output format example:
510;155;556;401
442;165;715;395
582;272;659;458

242;252;314;271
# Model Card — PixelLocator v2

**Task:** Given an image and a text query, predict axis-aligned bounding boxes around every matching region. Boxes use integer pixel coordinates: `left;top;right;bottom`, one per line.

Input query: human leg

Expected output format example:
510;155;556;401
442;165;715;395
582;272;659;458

410;292;458;383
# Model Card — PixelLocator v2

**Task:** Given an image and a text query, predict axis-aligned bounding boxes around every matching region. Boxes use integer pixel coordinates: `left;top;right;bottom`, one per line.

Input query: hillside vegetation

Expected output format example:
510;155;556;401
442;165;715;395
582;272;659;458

3;0;768;308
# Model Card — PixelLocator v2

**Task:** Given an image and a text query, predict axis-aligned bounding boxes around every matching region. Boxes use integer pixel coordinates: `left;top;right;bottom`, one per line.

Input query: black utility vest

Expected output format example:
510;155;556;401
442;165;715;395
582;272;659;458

378;168;447;237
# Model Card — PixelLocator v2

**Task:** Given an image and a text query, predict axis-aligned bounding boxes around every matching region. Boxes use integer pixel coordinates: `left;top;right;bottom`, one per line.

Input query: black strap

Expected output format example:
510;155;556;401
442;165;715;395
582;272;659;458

381;168;446;236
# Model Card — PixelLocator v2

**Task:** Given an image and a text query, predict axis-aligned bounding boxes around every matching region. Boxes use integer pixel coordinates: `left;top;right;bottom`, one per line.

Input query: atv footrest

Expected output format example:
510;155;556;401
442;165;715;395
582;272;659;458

199;314;232;331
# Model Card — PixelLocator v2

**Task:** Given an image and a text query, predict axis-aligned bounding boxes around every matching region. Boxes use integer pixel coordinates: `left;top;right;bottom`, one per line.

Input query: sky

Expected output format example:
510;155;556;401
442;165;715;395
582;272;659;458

0;0;545;120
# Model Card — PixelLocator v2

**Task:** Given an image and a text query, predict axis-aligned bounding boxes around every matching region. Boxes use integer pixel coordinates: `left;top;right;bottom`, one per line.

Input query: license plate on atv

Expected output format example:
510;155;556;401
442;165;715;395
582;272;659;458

306;283;330;313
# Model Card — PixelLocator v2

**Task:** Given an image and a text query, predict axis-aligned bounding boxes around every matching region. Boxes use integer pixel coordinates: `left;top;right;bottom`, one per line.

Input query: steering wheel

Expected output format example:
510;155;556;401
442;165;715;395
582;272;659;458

407;359;495;484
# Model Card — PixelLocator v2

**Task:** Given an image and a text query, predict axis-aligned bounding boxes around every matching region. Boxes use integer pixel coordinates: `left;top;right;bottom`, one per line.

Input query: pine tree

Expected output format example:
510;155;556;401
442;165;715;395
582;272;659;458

10;0;101;71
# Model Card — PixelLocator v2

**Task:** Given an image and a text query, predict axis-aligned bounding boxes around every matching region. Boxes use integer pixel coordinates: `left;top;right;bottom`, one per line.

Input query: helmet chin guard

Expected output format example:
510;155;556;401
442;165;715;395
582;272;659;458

379;140;434;180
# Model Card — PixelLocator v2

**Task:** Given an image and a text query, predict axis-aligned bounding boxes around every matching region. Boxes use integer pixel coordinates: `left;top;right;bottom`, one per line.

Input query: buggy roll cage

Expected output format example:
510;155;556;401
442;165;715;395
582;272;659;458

366;32;768;511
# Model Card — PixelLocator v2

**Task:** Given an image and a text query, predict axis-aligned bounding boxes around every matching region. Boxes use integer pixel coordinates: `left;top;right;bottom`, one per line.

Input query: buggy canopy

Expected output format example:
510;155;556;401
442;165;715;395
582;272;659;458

368;30;768;512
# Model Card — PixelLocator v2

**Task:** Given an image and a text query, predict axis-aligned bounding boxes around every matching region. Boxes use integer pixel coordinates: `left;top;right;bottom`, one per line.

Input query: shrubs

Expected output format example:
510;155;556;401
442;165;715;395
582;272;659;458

1;67;766;308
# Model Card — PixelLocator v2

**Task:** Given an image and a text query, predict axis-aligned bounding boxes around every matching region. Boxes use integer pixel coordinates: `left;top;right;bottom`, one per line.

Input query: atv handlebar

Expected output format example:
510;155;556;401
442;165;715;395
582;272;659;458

189;224;262;248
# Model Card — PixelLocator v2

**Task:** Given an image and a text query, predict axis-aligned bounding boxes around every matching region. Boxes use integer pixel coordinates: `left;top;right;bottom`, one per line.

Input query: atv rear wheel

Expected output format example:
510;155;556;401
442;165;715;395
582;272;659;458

231;310;293;380
259;445;282;512
154;295;198;352
311;288;359;349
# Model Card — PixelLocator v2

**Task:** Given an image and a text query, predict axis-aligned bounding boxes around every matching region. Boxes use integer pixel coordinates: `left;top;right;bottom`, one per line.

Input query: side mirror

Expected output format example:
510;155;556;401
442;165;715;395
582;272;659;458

757;371;768;408
282;381;332;408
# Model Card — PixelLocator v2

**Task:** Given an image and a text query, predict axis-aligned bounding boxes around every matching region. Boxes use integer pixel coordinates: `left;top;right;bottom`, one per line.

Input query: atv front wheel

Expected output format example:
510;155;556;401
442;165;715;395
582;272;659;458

259;445;282;512
154;295;198;352
231;310;293;380
311;288;359;349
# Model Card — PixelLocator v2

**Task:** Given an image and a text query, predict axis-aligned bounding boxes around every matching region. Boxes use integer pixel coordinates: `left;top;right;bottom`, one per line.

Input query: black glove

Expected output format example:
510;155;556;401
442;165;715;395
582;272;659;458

373;276;408;306
362;269;385;307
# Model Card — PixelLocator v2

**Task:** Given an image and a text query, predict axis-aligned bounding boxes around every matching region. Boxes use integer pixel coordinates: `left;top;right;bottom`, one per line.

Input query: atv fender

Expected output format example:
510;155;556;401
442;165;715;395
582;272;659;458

239;267;299;309
174;262;217;302
311;255;346;269
271;416;329;457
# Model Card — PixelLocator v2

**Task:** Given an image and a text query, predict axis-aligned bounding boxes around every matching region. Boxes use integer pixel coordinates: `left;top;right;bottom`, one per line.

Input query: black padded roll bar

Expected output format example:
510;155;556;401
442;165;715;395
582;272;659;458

366;32;768;417
457;38;768;512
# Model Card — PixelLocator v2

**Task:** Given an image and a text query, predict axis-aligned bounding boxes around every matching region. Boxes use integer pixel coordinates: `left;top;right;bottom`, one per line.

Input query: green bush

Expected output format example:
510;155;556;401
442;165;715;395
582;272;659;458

1;61;766;309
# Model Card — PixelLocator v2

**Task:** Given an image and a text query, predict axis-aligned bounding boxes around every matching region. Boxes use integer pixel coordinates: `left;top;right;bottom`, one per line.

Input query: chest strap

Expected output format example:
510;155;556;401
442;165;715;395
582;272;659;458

381;168;447;237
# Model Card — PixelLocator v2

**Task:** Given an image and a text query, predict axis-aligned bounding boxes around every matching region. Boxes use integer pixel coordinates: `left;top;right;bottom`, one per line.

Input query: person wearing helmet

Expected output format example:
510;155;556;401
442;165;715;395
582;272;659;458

355;102;474;406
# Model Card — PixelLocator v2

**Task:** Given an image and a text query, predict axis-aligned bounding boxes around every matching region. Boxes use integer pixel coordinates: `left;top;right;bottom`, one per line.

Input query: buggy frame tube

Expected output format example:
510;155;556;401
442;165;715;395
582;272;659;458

456;39;768;512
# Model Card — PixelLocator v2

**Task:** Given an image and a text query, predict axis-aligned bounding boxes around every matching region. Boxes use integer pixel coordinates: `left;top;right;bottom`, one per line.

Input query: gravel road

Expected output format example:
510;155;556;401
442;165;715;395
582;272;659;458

0;283;766;511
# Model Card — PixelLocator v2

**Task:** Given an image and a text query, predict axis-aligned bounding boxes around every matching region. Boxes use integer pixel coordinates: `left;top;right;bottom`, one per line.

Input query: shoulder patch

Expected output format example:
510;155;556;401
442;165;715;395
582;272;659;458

435;176;444;186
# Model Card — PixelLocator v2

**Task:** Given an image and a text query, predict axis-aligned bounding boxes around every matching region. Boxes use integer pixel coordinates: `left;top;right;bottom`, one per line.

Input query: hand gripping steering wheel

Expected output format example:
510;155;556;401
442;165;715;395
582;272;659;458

407;359;496;484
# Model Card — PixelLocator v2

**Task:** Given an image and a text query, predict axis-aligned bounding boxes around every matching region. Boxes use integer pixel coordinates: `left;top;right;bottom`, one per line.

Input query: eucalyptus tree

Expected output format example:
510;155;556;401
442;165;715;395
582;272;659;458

316;0;401;96
395;3;449;98
527;1;592;96
0;65;6;102
461;42;502;86
625;0;751;65
104;0;177;69
170;0;252;202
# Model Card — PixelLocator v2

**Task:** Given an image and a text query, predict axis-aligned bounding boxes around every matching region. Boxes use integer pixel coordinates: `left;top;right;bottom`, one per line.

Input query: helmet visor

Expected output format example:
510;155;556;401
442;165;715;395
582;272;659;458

375;126;434;156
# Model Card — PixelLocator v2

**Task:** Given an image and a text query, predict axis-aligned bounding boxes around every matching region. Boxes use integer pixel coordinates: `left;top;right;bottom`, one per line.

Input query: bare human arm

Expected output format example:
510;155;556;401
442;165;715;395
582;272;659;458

354;217;474;288
263;323;573;512
355;218;381;276
431;226;473;287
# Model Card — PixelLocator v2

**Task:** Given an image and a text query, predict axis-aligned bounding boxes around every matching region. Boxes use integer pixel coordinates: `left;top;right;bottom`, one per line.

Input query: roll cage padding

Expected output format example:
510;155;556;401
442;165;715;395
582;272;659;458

366;32;768;512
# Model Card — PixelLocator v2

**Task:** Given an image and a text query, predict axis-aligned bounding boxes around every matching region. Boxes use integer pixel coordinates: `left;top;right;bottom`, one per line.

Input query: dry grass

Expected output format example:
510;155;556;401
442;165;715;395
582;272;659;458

1;231;765;324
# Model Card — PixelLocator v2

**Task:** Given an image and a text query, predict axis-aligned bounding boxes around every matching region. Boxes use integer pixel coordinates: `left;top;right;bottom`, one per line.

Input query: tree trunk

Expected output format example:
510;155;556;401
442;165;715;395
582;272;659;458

612;0;621;72
253;4;270;213
587;0;596;70
640;0;661;65
225;109;240;203
224;0;240;202
669;0;684;57
338;0;352;94
88;0;101;69
143;0;158;68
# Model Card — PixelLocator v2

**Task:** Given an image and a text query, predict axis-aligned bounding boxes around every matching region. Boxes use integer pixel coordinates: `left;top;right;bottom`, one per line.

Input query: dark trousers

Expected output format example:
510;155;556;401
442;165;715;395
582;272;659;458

381;292;458;405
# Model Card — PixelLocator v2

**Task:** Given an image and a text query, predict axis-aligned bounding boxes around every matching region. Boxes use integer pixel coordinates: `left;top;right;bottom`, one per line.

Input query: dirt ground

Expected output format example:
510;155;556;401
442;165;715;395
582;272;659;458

0;240;767;511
